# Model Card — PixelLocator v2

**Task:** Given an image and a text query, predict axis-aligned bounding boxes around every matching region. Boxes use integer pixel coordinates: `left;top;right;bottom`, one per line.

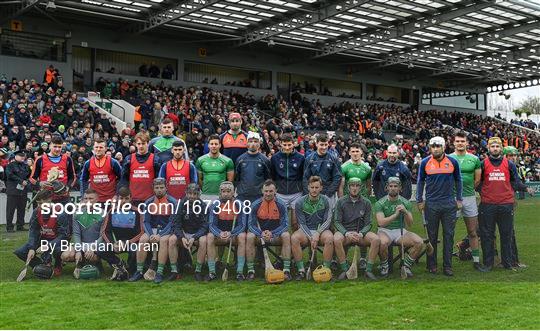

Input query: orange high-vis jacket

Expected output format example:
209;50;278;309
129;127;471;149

357;120;372;134
45;68;55;84
134;106;142;122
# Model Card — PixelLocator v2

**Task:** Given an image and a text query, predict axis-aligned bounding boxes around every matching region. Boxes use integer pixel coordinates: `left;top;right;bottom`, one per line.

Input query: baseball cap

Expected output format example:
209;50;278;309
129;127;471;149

247;131;261;141
348;178;362;186
503;146;519;155
387;176;401;185
429;136;445;147
229;112;241;120
488;137;502;146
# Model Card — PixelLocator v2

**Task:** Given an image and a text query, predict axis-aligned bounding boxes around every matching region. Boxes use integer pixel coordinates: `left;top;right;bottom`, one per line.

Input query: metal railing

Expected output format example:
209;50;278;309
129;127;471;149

492;116;539;136
91;92;127;122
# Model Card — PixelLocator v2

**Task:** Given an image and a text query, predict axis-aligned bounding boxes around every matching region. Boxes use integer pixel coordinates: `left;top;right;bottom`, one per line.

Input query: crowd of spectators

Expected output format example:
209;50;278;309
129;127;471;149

510;118;538;131
1;73;539;194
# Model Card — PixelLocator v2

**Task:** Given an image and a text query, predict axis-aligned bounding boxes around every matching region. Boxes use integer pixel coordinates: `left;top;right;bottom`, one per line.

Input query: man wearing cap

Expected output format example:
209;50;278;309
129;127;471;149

220;112;248;164
417;136;463;276
5;150;31;232
333;178;379;280
270;133;304;230
449;131;485;271
120;132;161;207
372;144;413;200
478;138;534;271
148;118;188;163
196;134;235;202
235;131;271;204
206;181;247;281
159;140;198;201
502;146;532;268
376;177;424;278
168;183;208;281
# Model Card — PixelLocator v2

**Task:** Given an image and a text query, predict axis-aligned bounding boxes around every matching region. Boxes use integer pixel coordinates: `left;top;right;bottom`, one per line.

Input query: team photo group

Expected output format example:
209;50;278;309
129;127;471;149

13;111;533;284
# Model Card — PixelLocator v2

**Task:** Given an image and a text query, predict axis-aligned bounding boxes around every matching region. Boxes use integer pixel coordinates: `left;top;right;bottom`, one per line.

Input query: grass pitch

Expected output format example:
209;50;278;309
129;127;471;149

1;200;539;329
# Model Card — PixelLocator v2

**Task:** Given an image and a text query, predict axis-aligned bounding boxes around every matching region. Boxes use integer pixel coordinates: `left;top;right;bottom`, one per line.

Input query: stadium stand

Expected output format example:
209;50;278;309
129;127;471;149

1;75;539;191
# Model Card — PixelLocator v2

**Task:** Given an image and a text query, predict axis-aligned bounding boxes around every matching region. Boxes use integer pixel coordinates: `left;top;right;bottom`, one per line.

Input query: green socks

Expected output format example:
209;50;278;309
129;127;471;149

247;262;255;273
367;261;374;272
296;260;305;272
404;255;414;268
283;259;291;272
137;262;144;272
195;262;202;273
236;256;246;274
472;249;480;263
208;261;216;274
157;263;164;275
323;260;331;268
340;261;349;272
170;263;178;273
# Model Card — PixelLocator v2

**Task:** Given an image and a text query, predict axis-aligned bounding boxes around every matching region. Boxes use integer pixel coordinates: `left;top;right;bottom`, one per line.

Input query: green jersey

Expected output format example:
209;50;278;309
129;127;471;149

195;153;234;195
341;160;372;196
373;195;411;230
449;153;480;197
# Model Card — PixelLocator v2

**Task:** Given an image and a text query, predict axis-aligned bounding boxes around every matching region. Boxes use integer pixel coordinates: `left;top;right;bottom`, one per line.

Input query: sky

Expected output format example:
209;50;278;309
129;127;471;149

487;85;540;122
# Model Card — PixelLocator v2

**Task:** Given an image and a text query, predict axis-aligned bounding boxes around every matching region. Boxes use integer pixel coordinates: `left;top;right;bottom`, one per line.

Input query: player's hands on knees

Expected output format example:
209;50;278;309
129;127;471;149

181;237;190;249
311;234;319;249
113;242;121;253
28;249;35;260
220;231;231;241
262;230;272;242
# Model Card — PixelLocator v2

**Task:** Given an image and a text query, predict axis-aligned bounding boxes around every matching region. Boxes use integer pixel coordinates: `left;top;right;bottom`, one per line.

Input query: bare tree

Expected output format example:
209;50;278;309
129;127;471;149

517;96;540;115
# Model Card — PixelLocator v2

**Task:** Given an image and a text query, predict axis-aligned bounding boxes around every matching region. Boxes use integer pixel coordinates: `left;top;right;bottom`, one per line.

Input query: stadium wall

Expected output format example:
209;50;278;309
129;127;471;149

2;17;429;98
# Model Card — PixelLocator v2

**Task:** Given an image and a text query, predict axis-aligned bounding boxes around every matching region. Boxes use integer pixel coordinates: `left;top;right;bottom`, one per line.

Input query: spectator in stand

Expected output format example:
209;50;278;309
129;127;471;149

162;64;174;80
149;62;160;78
139;63;149;77
43;64;57;86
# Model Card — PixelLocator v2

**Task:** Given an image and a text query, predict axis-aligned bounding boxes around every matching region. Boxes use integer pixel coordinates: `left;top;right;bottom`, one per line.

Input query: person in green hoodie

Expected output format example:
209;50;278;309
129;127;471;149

148;118;188;164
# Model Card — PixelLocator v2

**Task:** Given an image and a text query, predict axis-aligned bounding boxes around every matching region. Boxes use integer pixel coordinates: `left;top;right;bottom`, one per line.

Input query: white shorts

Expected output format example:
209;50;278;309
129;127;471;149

457;196;478;218
378;228;407;244
277;192;302;209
